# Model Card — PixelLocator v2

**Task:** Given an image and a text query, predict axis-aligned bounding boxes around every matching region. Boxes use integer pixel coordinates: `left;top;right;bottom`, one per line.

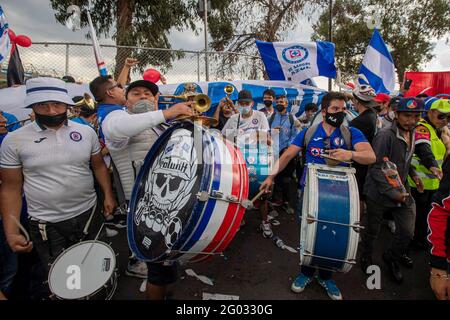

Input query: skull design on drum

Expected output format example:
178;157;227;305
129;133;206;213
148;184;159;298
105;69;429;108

135;129;198;248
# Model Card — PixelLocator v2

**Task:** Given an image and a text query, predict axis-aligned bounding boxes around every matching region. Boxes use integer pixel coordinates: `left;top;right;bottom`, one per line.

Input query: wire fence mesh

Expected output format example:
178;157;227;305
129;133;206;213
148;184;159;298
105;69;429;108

0;42;266;84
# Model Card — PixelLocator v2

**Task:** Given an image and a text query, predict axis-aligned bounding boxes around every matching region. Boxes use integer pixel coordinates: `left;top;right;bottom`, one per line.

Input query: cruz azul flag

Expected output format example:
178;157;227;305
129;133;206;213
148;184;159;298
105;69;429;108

358;29;395;94
256;40;336;83
0;5;10;63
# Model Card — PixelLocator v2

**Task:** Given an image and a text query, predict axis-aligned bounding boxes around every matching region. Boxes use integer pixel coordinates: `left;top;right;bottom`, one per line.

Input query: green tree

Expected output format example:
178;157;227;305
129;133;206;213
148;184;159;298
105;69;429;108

312;0;450;84
50;0;198;78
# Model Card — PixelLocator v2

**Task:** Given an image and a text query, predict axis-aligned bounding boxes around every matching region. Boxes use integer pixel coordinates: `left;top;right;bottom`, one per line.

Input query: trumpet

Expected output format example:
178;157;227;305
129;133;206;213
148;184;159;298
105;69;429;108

159;93;211;113
75;93;96;110
224;85;234;97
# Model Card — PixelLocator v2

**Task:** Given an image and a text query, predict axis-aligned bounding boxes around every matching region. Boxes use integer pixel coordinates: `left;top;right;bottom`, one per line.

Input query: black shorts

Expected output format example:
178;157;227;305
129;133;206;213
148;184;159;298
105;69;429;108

146;262;178;286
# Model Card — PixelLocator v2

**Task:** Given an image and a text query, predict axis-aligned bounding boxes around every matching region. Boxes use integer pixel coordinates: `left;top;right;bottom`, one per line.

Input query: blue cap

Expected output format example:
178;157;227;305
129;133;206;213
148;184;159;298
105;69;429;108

395;97;425;113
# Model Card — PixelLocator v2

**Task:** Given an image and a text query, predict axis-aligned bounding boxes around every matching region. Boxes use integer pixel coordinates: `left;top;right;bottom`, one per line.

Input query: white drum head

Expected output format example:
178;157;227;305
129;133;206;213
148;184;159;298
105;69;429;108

48;241;116;299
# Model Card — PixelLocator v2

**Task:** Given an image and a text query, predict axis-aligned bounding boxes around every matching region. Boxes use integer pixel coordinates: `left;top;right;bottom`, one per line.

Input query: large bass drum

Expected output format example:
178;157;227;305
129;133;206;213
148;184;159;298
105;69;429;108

128;121;249;263
300;164;362;273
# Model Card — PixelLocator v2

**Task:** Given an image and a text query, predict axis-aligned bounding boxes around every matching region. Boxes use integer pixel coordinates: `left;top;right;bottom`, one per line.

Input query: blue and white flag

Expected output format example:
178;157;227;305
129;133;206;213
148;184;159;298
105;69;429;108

256;40;336;83
0;5;11;63
358;29;395;94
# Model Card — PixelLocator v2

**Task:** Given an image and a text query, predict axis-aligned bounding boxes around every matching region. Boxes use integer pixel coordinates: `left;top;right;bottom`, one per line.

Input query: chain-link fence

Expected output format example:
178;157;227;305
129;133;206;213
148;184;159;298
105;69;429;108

0;42;266;84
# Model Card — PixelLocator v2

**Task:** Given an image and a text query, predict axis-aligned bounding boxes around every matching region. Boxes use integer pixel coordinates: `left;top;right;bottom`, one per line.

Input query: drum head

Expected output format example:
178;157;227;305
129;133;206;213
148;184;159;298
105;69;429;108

128;122;204;262
48;241;116;300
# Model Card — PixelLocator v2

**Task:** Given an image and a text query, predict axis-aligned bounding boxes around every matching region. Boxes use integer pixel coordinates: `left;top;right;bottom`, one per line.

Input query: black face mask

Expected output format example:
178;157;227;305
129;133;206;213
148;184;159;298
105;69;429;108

325;111;345;128
263;100;273;108
276;104;285;112
35;112;67;128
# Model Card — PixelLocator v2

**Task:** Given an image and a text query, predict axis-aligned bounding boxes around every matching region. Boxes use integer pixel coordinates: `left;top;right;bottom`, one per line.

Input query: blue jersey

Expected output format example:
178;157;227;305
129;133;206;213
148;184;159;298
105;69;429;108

291;123;367;186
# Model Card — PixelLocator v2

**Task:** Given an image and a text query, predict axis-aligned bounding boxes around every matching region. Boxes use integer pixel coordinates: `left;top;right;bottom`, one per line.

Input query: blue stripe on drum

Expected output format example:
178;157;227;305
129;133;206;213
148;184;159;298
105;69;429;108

127;123;182;261
311;175;350;271
177;132;222;254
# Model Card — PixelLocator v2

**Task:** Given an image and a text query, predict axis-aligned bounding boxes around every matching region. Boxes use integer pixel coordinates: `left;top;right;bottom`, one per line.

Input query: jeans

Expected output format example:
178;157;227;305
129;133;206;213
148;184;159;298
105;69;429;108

361;197;416;260
411;187;435;244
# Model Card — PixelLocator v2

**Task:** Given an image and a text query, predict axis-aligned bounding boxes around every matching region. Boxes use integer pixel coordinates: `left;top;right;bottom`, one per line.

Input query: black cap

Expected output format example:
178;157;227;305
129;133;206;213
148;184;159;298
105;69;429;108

238;89;253;102
126;80;159;98
62;75;76;83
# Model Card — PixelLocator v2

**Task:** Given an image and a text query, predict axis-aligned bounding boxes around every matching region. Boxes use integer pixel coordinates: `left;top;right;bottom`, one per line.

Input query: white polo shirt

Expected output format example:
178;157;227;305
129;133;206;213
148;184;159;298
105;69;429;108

0;120;101;223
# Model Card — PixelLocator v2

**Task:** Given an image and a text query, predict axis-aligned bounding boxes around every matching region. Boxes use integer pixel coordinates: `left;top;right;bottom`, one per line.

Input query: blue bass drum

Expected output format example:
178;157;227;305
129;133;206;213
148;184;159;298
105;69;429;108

300;164;362;273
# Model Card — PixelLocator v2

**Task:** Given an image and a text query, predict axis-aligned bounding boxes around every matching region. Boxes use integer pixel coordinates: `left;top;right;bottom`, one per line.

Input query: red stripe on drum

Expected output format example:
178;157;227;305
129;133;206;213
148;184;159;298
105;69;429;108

191;139;248;262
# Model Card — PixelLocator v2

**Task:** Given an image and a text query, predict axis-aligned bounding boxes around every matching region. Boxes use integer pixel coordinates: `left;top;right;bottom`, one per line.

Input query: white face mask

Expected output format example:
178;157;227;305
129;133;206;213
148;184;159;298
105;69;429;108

131;100;155;114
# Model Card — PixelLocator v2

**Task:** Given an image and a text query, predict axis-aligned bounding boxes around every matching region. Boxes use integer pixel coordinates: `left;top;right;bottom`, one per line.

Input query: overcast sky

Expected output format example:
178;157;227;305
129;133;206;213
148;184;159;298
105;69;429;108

2;0;449;89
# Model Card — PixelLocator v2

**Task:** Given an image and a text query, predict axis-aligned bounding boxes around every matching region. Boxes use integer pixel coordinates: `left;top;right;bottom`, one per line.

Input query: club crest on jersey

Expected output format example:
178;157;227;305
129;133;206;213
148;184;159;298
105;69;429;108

310;147;321;157
69;131;82;142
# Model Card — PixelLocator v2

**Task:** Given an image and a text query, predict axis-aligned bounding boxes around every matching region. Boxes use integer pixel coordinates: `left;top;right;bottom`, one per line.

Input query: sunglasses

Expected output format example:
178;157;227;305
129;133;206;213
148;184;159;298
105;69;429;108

437;113;450;121
108;83;123;91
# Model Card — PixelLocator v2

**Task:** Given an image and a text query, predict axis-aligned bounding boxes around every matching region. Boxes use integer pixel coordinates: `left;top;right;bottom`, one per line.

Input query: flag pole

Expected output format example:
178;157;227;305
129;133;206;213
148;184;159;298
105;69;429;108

328;0;332;91
86;0;107;76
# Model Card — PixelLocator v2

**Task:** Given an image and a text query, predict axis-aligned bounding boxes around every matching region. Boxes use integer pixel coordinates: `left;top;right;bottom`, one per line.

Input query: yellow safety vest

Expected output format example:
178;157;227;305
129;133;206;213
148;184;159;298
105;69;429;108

408;120;446;190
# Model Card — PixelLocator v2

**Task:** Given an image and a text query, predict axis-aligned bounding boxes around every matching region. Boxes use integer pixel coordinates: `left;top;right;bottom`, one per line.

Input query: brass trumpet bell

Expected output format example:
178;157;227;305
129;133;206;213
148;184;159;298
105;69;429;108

75;93;96;110
159;93;211;113
224;85;234;96
193;94;211;113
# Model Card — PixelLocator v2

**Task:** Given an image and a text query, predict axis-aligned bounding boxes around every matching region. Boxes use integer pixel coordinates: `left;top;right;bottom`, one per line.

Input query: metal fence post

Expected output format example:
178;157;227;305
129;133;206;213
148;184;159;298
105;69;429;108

65;44;69;76
197;52;201;82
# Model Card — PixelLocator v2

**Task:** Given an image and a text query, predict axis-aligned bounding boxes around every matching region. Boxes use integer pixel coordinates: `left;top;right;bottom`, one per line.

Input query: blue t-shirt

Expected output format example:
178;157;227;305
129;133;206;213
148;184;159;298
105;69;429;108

292;123;367;186
270;113;298;152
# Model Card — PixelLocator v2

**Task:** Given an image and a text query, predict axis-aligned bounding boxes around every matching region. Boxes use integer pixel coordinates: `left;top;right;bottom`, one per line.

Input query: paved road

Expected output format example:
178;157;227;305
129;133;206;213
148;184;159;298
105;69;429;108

110;204;435;300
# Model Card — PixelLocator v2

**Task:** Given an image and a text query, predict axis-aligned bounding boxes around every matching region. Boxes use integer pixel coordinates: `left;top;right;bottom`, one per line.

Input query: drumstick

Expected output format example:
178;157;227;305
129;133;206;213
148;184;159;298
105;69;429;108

320;153;353;165
81;222;105;265
9;214;30;243
251;189;267;202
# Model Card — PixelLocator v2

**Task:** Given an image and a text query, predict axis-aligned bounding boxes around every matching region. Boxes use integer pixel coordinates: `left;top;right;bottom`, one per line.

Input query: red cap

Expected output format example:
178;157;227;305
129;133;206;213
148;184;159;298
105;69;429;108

374;93;391;103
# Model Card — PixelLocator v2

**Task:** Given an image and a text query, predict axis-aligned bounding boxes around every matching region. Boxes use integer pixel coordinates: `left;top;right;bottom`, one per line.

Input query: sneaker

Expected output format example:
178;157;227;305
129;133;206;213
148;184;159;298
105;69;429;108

260;221;273;238
125;260;148;279
387;220;396;234
291;273;313;293
106;227;118;238
317;277;343;300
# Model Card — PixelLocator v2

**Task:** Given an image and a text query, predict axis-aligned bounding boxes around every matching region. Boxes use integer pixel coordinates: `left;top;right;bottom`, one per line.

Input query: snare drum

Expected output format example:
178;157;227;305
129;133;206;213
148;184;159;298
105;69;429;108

48;241;117;300
128;121;249;263
300;164;361;273
237;133;273;198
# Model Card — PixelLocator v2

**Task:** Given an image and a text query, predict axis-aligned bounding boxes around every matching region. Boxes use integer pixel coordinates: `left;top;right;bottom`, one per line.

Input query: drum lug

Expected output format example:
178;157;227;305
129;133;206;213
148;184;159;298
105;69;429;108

211;190;223;199
197;191;209;202
352;221;364;233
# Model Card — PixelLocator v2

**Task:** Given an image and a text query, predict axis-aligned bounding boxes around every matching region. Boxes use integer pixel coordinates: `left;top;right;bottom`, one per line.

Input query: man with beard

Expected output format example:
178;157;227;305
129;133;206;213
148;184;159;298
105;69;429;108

260;92;376;300
0;77;117;297
360;98;425;284
89;76;192;300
